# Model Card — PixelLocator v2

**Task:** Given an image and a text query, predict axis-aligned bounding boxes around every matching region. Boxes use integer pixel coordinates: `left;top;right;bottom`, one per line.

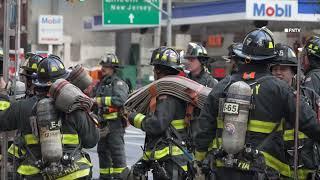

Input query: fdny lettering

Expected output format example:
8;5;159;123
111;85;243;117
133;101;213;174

251;84;261;95
52;164;80;179
238;162;250;170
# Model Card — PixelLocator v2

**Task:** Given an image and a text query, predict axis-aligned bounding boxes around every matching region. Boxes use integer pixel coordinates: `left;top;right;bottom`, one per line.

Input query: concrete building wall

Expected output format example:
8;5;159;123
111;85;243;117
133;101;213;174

28;0;115;68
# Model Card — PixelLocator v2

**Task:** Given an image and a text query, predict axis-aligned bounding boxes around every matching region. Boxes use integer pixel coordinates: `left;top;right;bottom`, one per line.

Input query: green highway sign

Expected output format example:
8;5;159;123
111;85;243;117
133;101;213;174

103;0;160;25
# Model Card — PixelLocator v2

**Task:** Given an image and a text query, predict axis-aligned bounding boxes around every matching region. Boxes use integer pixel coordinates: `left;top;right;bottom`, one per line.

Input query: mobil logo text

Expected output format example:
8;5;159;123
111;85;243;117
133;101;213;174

41;16;62;25
253;3;291;17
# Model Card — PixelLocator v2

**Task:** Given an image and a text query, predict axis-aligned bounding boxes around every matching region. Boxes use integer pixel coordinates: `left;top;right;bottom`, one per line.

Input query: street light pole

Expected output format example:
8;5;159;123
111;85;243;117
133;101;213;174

144;0;172;47
166;0;172;46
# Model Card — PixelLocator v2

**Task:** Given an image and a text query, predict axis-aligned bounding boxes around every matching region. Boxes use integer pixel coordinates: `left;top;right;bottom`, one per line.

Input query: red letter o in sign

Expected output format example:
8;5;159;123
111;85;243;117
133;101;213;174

266;7;275;16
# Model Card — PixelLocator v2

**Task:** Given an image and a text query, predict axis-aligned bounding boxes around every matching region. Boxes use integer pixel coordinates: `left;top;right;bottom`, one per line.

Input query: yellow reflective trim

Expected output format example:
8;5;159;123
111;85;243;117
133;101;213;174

96;97;102;105
25;134;79;145
0;100;10;110
40;68;45;72
24;134;39;145
62;134;79;145
77;157;92;166
296;168;313;179
181;165;188;171
100;168;113;174
247;120;282;133
153;147;169;159
171;146;184;156
17;165;40;175
195;151;207;161
283;129;308;141
113;167;126;174
261;151;291;177
56;168;90;180
171;119;186;130
8;144;26;158
268;42;274;48
143;146;183;160
217;118;223;129
211;138;222;149
105;96;112;106
170;57;177;63
155;53;160;59
51;67;58;72
219;119;283;133
161;54;168;61
308;44;313;49
31;63;37;70
314;46;319;50
134;113;145;129
103;112;118;120
216;160;224;167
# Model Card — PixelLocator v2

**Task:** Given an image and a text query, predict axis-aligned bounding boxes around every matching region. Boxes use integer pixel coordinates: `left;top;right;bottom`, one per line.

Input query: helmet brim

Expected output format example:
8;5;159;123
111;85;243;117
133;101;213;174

233;44;276;61
100;62;123;68
270;63;297;67
33;71;70;87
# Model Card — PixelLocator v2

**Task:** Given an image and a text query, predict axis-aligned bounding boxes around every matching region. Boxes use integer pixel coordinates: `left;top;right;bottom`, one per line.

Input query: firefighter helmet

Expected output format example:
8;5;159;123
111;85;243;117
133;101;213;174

33;55;69;87
234;27;276;61
304;36;320;59
20;52;43;77
222;43;242;62
100;53;122;68
272;44;297;66
184;42;209;63
150;47;181;72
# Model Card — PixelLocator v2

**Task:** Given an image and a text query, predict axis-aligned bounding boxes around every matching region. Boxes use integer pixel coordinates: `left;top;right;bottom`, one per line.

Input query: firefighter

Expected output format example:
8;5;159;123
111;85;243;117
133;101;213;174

194;27;320;180
19;52;43;97
183;42;218;153
125;47;191;180
0;51;10;110
0;50;10;163
6;53;42;170
185;42;218;88
302;36;320;95
270;43;320;179
92;53;129;180
0;55;99;179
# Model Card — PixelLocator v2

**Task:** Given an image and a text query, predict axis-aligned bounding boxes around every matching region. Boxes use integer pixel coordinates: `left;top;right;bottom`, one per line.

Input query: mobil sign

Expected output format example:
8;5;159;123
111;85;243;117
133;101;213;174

38;15;63;44
246;0;298;21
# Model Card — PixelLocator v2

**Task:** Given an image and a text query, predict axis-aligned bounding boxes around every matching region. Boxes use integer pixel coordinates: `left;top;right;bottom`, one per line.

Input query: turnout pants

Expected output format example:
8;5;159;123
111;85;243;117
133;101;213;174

98;130;127;180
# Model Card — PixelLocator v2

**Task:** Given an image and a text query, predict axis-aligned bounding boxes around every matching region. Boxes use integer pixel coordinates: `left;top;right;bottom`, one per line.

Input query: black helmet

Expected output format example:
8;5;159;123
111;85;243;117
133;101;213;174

20;52;43;77
184;42;209;62
273;44;297;66
304;36;320;59
33;55;69;87
150;47;181;72
222;43;242;62
234;27;276;61
270;44;297;72
100;53;122;68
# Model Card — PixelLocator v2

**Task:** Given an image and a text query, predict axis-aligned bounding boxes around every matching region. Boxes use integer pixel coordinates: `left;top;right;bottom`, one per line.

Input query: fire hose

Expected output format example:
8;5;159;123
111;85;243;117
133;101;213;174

124;75;212;114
